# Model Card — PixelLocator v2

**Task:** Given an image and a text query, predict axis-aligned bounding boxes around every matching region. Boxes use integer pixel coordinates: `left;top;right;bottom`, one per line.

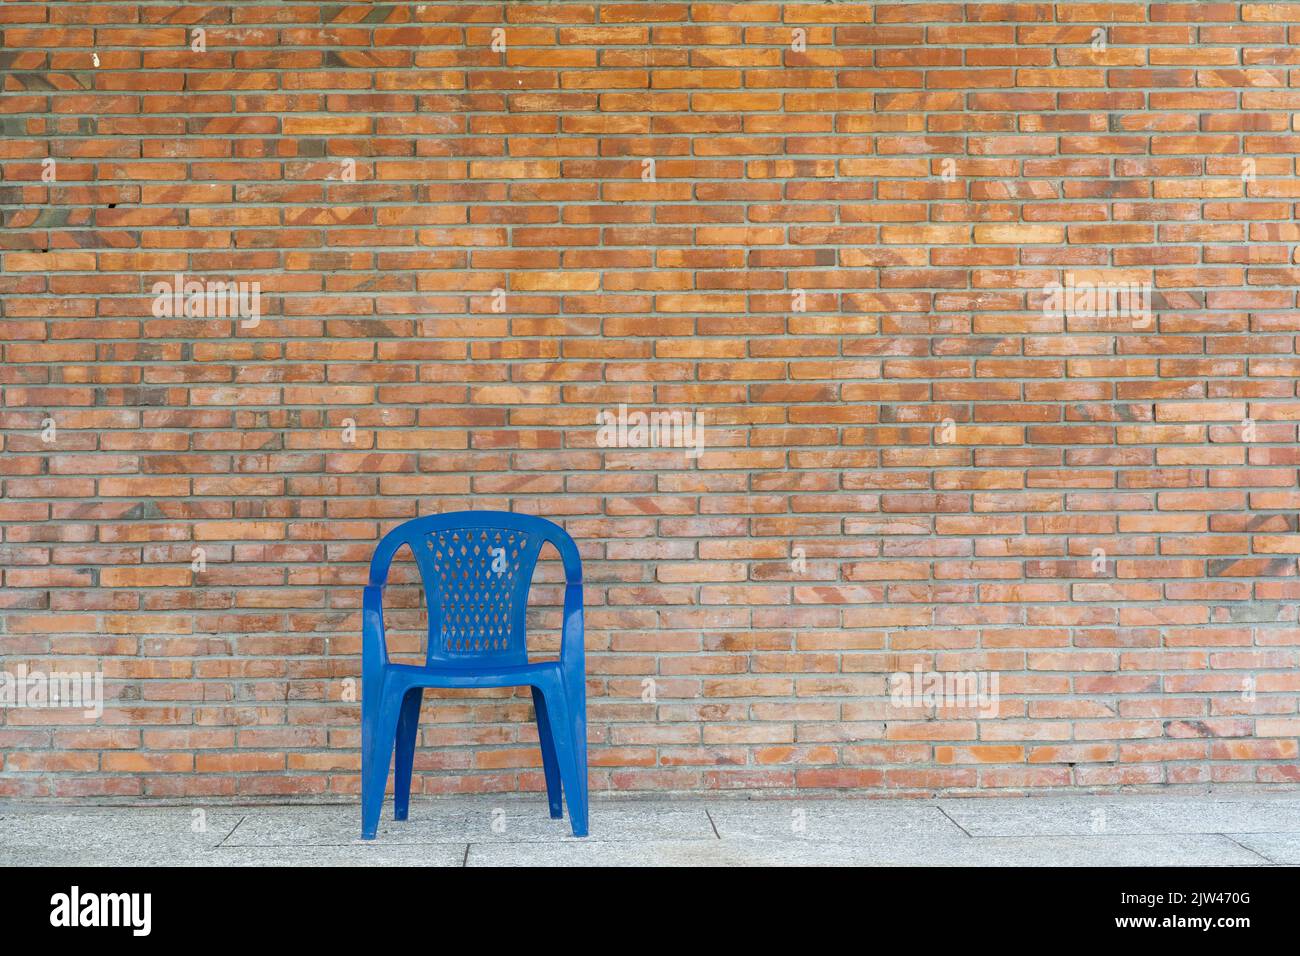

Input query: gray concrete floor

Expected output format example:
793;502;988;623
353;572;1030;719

2;793;1298;866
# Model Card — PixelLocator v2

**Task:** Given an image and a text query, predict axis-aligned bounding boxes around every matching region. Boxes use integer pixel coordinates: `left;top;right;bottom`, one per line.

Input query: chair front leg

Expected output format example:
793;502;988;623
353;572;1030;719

361;676;401;841
567;670;588;830
361;584;394;840
557;581;588;836
541;676;588;839
572;681;588;818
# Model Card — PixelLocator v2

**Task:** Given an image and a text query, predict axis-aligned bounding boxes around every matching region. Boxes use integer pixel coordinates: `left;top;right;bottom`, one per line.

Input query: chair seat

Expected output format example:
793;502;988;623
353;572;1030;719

384;658;563;690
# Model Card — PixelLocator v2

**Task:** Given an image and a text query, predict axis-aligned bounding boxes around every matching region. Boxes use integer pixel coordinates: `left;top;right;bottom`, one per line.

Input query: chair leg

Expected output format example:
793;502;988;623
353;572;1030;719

572;677;588;822
531;686;563;819
361;688;401;841
543;681;588;838
392;688;423;822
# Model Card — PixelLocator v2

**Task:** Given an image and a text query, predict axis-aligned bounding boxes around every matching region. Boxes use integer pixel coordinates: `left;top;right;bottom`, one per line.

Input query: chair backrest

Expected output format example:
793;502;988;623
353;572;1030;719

368;511;579;669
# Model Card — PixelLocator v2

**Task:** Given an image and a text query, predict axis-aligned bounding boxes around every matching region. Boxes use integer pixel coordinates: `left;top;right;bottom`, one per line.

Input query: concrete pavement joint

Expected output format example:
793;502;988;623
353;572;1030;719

216;815;247;848
1220;834;1277;866
935;804;972;838
704;808;720;839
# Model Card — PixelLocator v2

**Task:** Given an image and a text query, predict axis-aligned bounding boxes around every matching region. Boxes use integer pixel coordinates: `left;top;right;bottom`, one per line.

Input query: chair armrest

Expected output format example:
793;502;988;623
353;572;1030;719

560;582;584;680
363;584;388;685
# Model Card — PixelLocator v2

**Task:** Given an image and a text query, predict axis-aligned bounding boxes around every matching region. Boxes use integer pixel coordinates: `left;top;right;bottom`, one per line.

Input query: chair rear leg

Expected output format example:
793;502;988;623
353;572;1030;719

531;686;563;819
361;693;401;841
392;688;424;822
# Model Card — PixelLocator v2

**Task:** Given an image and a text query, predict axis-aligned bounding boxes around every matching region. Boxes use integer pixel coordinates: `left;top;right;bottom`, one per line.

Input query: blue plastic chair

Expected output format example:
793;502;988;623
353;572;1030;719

360;511;587;839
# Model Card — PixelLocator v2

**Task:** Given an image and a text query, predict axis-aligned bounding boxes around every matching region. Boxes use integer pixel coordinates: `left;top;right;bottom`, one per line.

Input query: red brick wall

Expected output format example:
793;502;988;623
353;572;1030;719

3;1;1300;800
